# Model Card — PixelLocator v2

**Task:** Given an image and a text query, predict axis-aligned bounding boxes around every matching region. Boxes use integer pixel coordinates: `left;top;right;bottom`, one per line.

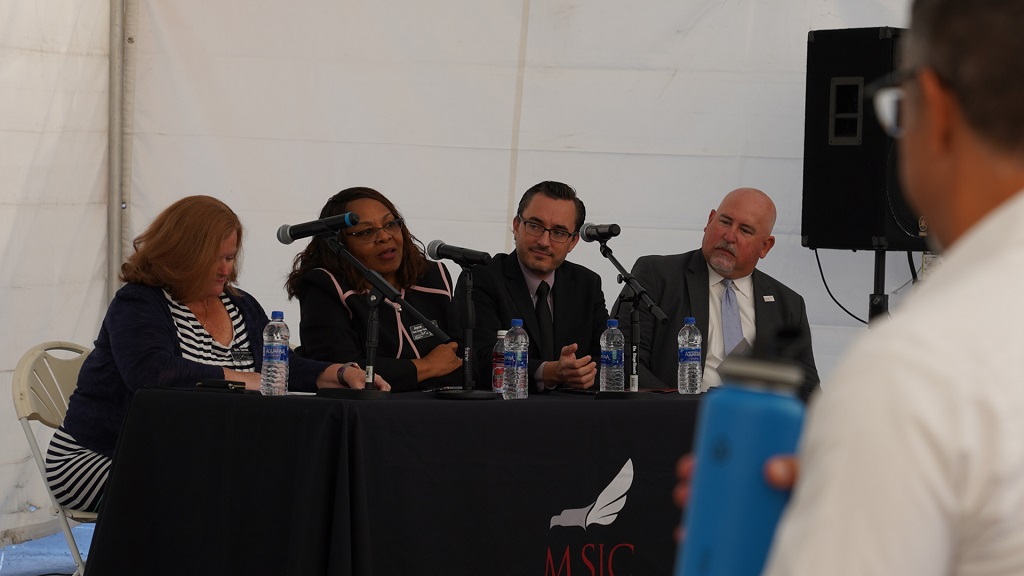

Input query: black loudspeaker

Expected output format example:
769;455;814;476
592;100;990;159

801;27;929;252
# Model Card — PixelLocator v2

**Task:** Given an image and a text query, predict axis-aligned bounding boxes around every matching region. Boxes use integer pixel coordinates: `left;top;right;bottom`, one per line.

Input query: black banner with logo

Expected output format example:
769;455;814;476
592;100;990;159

350;394;699;575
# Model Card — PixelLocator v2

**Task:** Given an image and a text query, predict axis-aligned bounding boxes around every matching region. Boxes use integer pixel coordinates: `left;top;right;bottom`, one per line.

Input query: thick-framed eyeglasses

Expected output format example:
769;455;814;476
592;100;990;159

516;217;576;243
866;67;918;139
345;218;404;244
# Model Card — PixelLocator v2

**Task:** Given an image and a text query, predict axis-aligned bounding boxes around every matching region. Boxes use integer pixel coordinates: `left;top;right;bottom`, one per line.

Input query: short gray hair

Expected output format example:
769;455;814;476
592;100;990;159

909;0;1024;153
905;0;1024;153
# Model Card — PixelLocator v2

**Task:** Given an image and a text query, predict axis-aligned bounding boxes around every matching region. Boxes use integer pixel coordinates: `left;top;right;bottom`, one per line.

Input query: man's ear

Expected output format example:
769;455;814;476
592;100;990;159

705;209;717;228
759;235;776;259
918;68;957;155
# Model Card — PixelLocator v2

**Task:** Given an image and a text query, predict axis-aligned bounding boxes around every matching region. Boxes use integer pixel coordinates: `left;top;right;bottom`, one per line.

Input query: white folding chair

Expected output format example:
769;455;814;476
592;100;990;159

12;341;96;576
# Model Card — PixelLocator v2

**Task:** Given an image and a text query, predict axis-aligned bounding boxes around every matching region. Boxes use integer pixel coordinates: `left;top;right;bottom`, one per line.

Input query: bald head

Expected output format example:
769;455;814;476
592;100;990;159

721;188;777;233
701;187;778;278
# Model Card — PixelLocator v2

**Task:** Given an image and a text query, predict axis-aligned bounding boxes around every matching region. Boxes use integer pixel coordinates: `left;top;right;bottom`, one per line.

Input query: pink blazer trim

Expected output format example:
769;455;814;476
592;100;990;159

314;267;427;360
407;261;453;298
316;268;358;319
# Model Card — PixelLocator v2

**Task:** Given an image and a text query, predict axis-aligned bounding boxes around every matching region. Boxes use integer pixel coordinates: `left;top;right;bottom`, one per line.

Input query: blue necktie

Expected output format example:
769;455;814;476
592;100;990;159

721;279;743;355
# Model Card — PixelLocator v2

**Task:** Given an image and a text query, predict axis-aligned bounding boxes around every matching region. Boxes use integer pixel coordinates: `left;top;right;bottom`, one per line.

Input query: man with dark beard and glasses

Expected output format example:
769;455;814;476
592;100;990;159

616;187;818;397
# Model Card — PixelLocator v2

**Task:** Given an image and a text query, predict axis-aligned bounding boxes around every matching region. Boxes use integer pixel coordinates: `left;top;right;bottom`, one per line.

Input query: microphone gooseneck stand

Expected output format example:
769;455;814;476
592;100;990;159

322;235;452;399
436;264;496;400
597;239;669;397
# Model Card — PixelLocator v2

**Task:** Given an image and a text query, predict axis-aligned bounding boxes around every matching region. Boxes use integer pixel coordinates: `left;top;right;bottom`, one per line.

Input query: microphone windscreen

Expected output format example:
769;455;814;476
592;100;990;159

426;239;444;260
277;225;294;245
580;223;596;242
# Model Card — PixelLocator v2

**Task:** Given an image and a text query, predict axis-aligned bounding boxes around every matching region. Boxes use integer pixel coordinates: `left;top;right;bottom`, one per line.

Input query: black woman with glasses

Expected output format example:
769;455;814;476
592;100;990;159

285;187;462;392
454;181;609;392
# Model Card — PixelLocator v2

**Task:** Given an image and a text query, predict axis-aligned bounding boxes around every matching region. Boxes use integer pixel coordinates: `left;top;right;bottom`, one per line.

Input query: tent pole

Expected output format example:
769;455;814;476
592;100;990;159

107;0;125;302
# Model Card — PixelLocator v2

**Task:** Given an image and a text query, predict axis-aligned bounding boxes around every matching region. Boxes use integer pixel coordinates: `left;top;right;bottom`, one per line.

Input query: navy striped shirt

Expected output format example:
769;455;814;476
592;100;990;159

164;290;256;372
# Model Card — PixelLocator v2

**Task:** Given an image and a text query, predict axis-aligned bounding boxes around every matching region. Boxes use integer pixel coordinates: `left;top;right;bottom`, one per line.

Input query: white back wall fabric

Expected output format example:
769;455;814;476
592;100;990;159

0;0;110;543
1;0;916;538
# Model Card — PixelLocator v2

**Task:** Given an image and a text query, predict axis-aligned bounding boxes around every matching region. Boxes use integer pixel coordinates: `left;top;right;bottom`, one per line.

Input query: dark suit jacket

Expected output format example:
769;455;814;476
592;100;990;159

615;250;819;397
454;251;609;391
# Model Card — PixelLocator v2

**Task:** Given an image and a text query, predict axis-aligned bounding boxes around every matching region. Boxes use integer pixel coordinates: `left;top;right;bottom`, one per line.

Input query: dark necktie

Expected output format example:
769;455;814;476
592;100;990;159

535;281;555;361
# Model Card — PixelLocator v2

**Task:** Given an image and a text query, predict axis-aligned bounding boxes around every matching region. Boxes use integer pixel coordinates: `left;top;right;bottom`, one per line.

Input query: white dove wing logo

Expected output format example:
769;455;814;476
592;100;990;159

550;459;633;529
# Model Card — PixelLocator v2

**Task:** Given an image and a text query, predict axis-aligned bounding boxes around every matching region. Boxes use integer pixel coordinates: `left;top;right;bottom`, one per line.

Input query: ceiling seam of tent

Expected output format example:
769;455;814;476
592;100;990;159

505;0;533;253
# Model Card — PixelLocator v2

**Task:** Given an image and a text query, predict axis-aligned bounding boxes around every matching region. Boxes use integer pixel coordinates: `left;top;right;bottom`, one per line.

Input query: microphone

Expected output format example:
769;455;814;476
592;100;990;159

579;222;621;242
427;240;492;266
276;213;360;245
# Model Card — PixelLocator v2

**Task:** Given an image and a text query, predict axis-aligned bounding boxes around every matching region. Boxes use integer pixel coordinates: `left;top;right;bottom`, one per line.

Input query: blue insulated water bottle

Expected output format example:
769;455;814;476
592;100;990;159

675;356;805;576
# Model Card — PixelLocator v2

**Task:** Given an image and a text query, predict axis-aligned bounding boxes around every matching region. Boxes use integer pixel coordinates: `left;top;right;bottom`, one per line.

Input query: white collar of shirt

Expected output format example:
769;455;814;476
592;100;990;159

707;268;753;299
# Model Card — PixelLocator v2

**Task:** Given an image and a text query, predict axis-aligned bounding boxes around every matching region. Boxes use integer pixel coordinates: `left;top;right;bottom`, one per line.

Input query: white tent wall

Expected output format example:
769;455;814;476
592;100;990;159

1;0;913;539
0;2;111;543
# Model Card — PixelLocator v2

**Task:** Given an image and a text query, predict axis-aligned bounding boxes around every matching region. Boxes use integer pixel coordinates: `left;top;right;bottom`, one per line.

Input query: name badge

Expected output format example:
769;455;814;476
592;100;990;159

763;295;776;303
232;346;254;364
409;323;434;341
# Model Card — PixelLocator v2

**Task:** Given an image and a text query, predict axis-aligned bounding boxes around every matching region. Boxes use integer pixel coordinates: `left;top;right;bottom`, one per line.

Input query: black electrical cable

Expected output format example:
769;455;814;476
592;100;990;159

815;249;868;324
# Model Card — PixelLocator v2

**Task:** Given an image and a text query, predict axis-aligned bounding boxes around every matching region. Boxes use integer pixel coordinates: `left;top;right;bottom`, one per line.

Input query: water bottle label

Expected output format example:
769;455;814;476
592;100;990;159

503;350;527;370
491;360;505;392
263;343;289;363
601;349;624;368
679;346;700;363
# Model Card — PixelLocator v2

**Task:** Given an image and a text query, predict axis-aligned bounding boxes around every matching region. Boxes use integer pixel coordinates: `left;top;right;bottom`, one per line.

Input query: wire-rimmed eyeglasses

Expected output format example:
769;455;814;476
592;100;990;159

344;218;404;244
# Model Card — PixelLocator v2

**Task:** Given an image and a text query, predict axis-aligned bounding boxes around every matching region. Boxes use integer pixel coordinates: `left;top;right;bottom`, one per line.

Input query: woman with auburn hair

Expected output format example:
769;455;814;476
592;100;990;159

286;187;462;392
45;195;388;513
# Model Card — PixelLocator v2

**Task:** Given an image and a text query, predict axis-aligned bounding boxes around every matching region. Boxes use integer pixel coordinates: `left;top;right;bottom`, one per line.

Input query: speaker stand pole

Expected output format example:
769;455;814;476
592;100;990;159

869;250;889;323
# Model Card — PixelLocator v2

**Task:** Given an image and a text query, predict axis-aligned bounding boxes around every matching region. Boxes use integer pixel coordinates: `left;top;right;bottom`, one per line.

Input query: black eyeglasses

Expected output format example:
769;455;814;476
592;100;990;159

866;66;955;139
345;219;404;244
516;217;576;243
865;68;919;139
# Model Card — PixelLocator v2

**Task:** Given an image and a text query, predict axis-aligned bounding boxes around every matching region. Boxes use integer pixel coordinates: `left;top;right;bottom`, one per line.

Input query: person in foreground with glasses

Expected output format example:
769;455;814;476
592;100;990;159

679;1;1024;574
286;187;462;392
454;181;609;391
616;187;818;398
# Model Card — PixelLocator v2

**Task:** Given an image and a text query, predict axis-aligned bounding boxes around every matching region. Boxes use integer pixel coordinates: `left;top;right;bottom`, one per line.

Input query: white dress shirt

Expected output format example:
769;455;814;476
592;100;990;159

764;190;1024;576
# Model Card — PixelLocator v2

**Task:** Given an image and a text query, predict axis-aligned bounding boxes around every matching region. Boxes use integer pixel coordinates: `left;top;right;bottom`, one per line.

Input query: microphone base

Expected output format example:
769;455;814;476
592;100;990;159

435;389;499;400
317;388;391;401
595;390;649;400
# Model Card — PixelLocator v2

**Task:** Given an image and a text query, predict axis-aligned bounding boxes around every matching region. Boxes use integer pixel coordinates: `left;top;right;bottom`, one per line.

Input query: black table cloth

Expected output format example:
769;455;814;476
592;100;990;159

86;389;700;576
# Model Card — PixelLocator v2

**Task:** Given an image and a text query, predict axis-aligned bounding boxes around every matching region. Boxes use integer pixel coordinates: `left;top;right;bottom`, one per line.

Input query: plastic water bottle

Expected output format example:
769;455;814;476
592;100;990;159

260;311;290;396
677;316;702;394
675;355;806;576
491;330;507;394
502;319;529;400
599;319;625;392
